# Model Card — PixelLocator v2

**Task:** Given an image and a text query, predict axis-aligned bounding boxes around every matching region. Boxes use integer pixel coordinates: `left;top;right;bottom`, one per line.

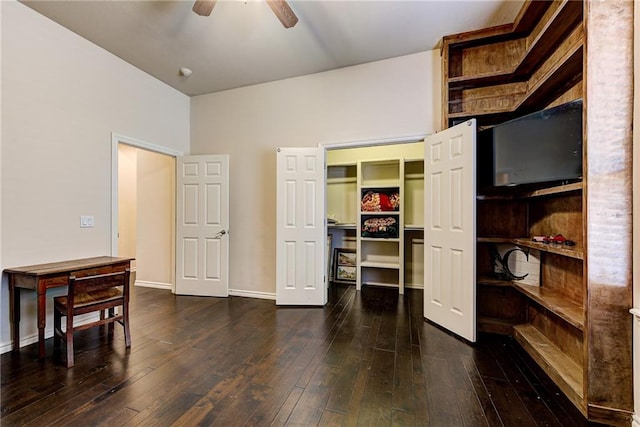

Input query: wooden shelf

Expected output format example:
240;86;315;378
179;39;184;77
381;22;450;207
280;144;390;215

518;39;583;112
478;316;517;335
448;70;517;88
512;239;583;260
515;0;583;76
476;237;513;244
476;237;584;260
448;109;513;120
477;276;584;330
512;282;583;330
477;275;512;287
514;324;584;407
519;182;582;198
477;181;582;200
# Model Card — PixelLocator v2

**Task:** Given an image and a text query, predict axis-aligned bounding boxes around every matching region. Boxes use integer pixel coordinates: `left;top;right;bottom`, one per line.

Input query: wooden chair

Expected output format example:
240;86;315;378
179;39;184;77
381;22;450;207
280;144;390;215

53;269;131;367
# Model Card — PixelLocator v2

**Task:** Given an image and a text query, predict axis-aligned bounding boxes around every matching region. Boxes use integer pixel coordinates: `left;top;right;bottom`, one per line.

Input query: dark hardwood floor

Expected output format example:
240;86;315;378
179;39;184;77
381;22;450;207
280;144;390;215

2;283;602;426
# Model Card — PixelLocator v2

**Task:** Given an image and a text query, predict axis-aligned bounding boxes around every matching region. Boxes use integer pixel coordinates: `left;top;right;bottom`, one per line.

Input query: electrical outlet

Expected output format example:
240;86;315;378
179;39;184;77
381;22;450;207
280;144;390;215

80;215;95;228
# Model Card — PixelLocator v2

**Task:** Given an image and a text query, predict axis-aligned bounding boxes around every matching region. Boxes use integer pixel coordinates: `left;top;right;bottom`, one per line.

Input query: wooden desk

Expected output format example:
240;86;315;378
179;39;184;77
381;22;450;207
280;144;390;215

4;256;134;358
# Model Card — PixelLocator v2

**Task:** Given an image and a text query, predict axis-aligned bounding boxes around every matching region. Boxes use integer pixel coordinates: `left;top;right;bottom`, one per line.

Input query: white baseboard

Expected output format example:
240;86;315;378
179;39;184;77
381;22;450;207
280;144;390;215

229;288;276;300
0;313;101;354
632;414;640;427
134;280;172;290
0;333;39;354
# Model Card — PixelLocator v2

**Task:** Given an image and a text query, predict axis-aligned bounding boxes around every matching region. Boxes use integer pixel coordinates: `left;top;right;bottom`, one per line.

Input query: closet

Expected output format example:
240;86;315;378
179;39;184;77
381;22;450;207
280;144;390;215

326;143;424;294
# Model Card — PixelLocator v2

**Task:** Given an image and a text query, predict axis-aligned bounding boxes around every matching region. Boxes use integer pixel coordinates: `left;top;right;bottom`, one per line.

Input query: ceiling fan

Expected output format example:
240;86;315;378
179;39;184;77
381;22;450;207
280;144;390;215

192;0;299;29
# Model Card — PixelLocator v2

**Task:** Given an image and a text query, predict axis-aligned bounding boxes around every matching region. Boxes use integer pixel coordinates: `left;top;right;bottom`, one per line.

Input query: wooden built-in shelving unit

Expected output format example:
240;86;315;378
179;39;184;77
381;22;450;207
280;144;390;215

443;0;583;128
442;0;634;424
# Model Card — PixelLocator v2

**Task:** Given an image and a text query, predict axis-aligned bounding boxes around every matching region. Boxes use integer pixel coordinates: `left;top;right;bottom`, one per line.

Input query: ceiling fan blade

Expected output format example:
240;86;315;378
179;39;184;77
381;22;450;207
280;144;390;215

266;0;298;28
193;0;217;17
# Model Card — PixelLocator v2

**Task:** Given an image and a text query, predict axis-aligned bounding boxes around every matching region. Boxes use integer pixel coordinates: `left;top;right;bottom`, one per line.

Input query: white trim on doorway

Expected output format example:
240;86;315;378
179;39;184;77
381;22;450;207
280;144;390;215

110;133;183;257
318;133;428;150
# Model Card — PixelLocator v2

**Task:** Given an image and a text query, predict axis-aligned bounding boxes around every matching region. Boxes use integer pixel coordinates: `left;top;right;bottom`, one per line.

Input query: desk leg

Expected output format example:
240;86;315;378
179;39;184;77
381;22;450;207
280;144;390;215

9;277;20;352
37;287;46;358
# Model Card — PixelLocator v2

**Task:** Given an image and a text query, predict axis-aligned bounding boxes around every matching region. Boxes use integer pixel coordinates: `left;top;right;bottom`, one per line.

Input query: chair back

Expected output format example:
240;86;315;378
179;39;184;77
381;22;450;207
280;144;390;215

68;270;130;297
64;270;130;316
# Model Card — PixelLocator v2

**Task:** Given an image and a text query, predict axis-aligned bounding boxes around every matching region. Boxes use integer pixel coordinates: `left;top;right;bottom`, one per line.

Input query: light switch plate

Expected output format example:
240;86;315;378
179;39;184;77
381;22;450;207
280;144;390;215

80;215;95;228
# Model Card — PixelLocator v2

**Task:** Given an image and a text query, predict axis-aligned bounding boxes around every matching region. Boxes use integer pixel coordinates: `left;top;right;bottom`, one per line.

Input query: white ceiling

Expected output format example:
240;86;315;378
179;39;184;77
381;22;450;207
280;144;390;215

22;0;523;97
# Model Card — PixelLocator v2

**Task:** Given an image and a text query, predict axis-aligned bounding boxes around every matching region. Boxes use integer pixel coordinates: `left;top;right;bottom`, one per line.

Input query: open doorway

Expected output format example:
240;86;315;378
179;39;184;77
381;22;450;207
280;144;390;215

111;134;183;291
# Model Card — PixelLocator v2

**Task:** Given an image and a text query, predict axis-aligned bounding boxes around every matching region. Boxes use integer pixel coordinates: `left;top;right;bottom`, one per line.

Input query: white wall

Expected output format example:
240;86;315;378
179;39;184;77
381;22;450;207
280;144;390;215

191;51;441;296
118;145;138;264
136;150;175;289
0;1;190;351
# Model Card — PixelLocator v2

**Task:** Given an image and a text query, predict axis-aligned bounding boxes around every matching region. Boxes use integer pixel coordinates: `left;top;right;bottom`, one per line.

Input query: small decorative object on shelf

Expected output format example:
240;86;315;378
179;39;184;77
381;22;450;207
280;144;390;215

361;216;398;238
490;243;541;286
361;190;400;212
532;234;576;246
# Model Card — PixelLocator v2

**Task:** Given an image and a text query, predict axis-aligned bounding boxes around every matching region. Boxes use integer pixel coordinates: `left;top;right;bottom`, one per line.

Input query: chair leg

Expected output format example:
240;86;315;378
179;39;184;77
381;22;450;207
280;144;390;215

107;308;115;336
65;311;74;368
53;308;60;352
100;309;106;333
123;304;131;348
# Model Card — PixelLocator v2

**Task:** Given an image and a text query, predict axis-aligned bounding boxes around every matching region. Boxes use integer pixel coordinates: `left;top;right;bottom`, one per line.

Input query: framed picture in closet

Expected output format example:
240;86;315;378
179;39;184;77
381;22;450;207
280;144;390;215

333;248;356;284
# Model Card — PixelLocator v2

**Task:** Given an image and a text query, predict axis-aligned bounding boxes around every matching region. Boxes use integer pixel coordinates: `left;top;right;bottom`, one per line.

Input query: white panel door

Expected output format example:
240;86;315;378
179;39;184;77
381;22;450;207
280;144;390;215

276;147;327;306
176;155;229;297
424;120;476;342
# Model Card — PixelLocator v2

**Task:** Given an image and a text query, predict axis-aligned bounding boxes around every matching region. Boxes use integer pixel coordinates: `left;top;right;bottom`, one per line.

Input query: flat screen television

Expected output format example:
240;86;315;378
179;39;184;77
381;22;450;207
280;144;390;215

478;99;583;188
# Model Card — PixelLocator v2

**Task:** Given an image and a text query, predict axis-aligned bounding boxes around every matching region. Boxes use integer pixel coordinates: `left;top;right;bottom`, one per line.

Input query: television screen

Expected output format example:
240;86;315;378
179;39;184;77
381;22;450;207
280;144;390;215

479;100;583;187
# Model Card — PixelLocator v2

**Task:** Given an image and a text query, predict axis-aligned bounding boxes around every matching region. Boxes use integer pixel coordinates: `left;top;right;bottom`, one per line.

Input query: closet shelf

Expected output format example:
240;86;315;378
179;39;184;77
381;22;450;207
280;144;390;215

360;261;400;269
404;224;424;231
360;237;400;243
360;211;400;215
360;183;401;189
361;281;400;289
404;173;424;180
